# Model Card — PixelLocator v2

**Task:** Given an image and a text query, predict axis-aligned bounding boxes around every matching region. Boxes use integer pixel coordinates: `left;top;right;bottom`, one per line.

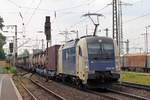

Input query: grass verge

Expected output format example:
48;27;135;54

2;66;17;75
122;71;150;85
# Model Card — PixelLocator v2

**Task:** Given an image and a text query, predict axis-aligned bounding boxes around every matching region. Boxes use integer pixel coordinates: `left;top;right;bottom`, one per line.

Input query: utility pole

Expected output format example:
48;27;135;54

104;28;109;37
59;30;71;43
145;25;150;53
112;0;132;55
5;25;17;66
70;30;79;39
118;0;132;55
42;39;44;51
86;25;88;35
120;39;129;54
125;39;129;54
139;48;142;53
112;0;118;44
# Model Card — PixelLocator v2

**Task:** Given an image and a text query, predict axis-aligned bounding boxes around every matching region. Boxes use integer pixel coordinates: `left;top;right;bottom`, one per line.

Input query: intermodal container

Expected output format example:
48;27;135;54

48;45;60;70
123;53;147;68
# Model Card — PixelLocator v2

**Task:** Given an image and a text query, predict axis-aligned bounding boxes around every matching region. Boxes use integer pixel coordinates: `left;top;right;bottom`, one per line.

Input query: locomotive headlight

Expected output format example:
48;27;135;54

85;66;89;72
98;40;102;43
116;65;121;71
85;66;88;69
84;61;89;71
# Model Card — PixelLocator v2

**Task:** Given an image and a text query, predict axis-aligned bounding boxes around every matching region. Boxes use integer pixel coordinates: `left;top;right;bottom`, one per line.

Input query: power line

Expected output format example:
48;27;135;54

95;5;110;12
68;3;110;30
125;12;150;23
7;0;21;8
26;0;42;26
24;0;35;17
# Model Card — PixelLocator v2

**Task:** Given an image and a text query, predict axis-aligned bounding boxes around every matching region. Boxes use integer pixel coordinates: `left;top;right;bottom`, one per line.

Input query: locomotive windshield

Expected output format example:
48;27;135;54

87;42;114;59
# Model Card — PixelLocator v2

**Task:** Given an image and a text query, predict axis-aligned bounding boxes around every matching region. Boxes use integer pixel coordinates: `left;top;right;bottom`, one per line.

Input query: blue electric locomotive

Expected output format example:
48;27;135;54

57;35;120;87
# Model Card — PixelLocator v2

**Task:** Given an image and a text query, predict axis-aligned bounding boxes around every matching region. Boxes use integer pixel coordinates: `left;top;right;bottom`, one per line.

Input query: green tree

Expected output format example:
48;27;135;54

0;48;5;59
0;17;5;59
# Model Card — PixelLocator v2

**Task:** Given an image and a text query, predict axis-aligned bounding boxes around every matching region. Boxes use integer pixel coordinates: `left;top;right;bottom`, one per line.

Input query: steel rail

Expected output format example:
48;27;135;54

121;81;150;91
18;76;38;100
85;89;120;100
106;88;149;100
21;82;38;100
30;78;66;100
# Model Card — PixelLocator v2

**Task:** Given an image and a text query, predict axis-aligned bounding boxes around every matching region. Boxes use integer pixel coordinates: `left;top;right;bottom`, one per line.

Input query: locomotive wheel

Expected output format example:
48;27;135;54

75;79;83;89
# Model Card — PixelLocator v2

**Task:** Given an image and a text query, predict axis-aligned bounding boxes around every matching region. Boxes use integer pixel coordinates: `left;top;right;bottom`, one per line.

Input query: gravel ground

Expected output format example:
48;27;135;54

30;74;110;100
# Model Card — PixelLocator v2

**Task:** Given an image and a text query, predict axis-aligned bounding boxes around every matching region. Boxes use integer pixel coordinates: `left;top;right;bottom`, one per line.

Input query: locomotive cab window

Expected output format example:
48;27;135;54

102;43;114;59
87;42;114;59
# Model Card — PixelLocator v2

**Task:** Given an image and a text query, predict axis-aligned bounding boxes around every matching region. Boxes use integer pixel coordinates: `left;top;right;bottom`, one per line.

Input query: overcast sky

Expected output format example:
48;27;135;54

0;0;150;54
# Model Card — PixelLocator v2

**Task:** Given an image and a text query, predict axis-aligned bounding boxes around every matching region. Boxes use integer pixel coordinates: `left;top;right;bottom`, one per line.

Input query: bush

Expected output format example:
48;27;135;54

10;66;17;75
2;66;17;75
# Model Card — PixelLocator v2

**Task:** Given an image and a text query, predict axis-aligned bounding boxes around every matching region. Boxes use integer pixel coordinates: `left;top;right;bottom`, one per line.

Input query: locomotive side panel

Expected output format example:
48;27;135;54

60;41;78;76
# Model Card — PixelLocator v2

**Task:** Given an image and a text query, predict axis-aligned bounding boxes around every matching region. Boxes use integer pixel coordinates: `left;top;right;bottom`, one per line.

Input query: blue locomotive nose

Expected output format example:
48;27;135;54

88;59;115;71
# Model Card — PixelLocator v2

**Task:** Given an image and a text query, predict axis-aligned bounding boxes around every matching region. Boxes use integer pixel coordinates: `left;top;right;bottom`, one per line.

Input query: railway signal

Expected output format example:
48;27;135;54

45;16;51;41
44;16;51;81
9;42;13;53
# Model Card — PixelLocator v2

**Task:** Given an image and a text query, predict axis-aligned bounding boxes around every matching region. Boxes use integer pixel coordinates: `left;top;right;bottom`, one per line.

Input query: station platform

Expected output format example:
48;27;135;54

0;74;22;100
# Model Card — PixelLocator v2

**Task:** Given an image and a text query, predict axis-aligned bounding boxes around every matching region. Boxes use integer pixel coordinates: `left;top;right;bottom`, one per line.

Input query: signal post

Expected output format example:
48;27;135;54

44;16;51;81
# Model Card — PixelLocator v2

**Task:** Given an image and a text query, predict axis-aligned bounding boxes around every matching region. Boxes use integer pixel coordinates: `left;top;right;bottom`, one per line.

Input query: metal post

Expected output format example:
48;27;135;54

46;40;49;81
104;28;109;37
139;48;142;53
126;39;129;54
13;36;15;67
112;0;118;43
146;27;148;53
13;25;17;67
42;39;44;51
76;30;79;39
86;25;88;35
15;25;17;59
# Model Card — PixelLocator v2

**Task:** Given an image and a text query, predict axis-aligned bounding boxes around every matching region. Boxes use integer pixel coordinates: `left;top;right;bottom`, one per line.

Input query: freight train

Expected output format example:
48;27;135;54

16;35;120;88
121;53;150;73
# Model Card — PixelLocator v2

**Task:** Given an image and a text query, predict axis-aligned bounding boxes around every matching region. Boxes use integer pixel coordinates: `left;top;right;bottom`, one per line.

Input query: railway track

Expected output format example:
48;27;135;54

86;87;150;100
119;81;150;91
85;89;120;100
106;88;149;100
29;78;66;100
18;68;150;100
18;74;66;100
20;81;38;100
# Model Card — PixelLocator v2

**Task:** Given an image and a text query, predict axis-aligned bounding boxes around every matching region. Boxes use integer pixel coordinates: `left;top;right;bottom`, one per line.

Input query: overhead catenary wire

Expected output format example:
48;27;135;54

95;5;110;13
26;0;42;26
124;12;150;23
68;3;110;30
7;0;21;8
